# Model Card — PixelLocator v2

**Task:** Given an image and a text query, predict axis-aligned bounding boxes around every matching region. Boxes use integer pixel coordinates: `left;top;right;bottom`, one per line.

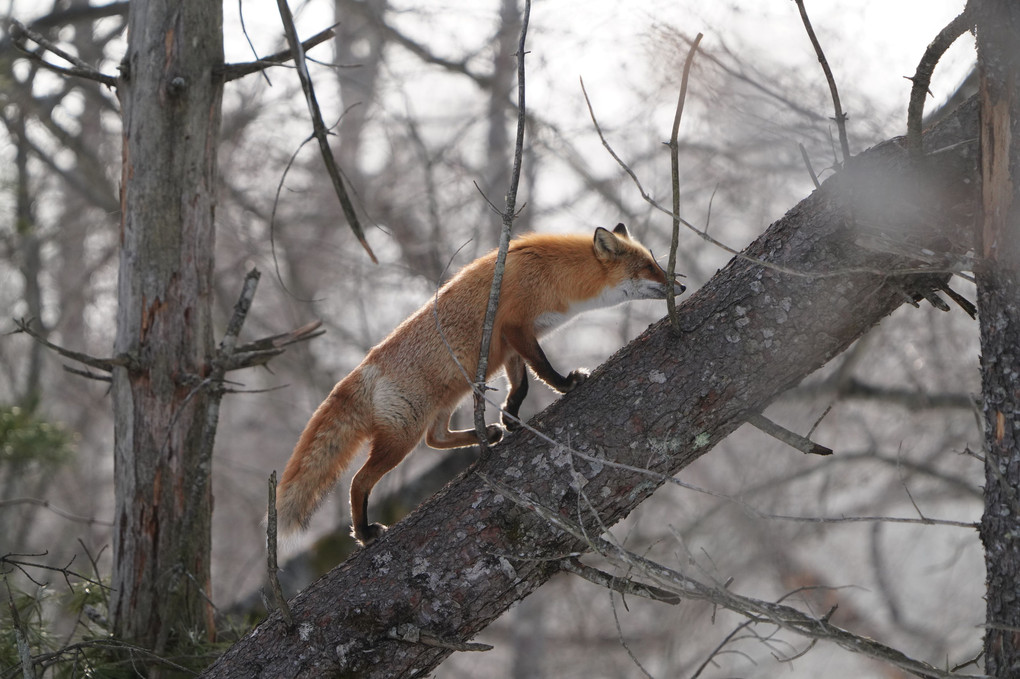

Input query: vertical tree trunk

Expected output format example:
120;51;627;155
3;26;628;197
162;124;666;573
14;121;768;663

110;0;223;658
975;2;1020;677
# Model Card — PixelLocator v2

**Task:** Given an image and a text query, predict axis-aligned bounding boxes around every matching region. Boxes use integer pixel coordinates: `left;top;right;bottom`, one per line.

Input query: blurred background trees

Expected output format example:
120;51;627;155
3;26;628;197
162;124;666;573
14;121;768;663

0;0;990;676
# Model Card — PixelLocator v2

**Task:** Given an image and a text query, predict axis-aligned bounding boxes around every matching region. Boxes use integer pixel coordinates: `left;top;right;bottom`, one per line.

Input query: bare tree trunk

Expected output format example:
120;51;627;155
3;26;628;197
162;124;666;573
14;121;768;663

975;2;1020;676
110;0;223;659
201;95;980;679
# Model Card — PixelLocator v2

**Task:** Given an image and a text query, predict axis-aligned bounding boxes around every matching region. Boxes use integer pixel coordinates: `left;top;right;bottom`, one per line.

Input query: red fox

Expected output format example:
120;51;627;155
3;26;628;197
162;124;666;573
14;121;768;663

275;223;685;545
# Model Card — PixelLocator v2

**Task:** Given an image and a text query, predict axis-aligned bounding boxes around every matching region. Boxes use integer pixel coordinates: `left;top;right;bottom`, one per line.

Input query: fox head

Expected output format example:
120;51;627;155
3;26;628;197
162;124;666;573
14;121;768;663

593;223;687;302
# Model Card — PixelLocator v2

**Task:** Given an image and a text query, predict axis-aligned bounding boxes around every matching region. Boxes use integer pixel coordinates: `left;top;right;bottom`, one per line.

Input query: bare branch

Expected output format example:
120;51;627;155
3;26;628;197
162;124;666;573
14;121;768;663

8;19;118;88
0;498;112;527
217;25;337;83
217;321;325;373
472;0;532;453
667;32;703;333
272;1;377;263
266;472;293;627
793;0;850;164
11;318;131;372
386;625;493;653
798;142;821;189
906;8;974;157
747;413;833;456
219;268;261;354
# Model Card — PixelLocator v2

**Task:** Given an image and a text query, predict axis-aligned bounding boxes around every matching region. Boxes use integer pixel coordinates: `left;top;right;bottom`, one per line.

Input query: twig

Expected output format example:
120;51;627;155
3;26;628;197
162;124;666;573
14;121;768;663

747;413;833;456
8;19;118;88
757;511;975;530
219;269;260;354
387;623;493;652
562;558;681;605
61;365;112;382
0;498;112;527
906;8;974;158
607;581;655;679
12;318;132;372
1;552;109;592
273;1;377;263
667;32;703;334
793;0;850;164
217;24;338;82
798;142;821;189
266;471;293;626
218;321;325;373
268;131;324;303
472;0;531;454
690;618;757;679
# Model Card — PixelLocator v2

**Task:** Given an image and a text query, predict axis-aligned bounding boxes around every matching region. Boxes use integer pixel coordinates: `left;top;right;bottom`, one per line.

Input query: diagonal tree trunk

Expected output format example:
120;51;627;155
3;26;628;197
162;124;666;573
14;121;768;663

201;95;981;677
975;2;1020;676
110;0;224;658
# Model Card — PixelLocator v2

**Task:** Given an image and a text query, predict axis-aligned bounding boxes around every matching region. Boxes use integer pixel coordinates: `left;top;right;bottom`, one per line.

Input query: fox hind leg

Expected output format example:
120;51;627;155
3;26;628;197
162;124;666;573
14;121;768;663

350;429;420;545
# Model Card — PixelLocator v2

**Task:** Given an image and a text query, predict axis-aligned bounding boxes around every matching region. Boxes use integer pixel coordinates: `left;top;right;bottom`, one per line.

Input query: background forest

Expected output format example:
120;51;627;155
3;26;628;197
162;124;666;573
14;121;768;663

0;0;997;677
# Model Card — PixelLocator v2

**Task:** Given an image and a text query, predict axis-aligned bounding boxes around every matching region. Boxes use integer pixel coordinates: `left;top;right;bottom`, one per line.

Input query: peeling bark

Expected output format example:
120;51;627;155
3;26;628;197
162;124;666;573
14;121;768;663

202;97;981;677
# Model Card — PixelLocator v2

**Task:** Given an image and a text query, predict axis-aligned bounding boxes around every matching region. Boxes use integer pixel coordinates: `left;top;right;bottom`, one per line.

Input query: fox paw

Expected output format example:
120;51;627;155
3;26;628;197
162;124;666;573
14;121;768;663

485;423;505;444
564;368;589;391
501;412;522;431
353;522;388;546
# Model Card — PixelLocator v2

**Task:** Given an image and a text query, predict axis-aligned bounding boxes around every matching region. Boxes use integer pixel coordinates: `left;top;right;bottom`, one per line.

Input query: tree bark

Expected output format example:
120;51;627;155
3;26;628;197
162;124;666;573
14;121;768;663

110;0;223;658
975;2;1020;676
201;96;981;677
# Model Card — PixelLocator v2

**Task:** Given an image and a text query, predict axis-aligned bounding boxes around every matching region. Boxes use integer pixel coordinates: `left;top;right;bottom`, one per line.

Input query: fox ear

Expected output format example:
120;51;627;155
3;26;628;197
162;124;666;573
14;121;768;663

593;226;625;259
612;222;630;238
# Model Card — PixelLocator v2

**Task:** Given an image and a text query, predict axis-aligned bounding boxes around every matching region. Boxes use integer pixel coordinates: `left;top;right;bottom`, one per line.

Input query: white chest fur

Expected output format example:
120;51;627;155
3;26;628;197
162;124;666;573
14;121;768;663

534;278;663;335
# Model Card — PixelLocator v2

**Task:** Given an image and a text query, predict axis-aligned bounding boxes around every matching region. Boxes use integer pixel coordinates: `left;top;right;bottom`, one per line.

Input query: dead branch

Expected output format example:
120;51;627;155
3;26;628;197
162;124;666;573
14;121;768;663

472;0;532;453
219;268;261;355
217;321;325;373
667;32;703;333
793;0;850;164
798;142;821;189
217;25;337;83
8;19;118;88
906;8;974;157
747;413;833;456
265;472;293;627
11;318;132;373
0;498;112;527
386;624;493;652
272;0;377;264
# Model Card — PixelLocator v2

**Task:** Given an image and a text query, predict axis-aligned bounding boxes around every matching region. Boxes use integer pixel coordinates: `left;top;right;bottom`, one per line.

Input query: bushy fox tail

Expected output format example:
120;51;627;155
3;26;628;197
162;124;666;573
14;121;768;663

275;374;369;534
